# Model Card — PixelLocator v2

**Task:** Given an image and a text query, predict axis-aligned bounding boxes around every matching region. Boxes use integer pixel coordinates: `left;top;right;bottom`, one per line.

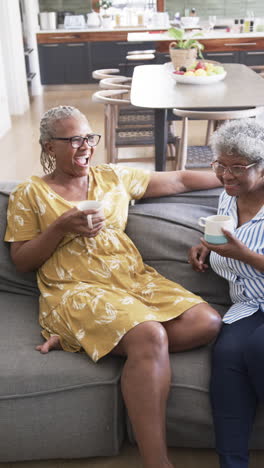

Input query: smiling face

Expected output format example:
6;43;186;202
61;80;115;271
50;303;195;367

45;116;95;177
216;152;264;197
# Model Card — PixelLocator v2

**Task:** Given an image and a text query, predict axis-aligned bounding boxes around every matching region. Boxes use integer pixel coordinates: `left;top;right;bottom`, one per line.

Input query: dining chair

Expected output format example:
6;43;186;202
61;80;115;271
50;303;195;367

124;49;156;76
98;76;156;127
92;89;179;165
172;107;264;170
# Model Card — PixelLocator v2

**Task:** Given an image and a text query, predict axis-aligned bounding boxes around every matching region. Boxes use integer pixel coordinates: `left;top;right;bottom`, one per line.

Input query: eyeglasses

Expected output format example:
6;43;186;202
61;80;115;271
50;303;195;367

51;134;101;149
211;161;257;177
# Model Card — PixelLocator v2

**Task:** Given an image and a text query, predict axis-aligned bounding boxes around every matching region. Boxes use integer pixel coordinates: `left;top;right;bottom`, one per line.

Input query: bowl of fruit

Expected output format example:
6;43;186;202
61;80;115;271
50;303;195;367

167;60;226;85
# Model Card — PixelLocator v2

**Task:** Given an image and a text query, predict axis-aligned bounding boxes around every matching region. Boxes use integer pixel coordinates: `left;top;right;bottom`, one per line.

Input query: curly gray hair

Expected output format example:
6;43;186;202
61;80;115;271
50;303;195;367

210;118;264;167
39;105;88;174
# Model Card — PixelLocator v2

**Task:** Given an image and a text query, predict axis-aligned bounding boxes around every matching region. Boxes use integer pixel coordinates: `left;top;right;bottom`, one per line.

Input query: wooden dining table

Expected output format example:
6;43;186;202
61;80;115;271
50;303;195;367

131;63;264;171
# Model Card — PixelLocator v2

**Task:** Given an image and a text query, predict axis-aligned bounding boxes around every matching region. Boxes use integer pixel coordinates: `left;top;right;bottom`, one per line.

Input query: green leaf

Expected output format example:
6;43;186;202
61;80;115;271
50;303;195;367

183;39;198;49
167;28;184;40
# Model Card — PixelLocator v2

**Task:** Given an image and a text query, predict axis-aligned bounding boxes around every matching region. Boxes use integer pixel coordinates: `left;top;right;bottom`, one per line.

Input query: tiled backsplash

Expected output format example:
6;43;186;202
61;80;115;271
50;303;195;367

166;0;264;19
39;0;264;19
39;0;92;14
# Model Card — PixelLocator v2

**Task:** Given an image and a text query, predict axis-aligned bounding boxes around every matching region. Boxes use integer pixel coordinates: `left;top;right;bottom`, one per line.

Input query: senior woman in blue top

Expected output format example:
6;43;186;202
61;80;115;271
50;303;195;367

189;118;264;468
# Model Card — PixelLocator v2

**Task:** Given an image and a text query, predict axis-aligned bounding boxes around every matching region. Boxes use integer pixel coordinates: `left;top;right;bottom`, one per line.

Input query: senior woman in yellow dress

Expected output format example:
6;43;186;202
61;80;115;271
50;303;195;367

5;105;221;468
189;119;264;468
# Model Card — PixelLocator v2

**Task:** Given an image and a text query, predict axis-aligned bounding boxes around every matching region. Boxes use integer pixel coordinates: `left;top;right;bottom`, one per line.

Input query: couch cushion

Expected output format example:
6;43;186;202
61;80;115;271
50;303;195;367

167;348;264;449
0;292;125;462
126;202;231;308
127;343;264;448
0;181;125;461
0;188;38;296
138;187;223;208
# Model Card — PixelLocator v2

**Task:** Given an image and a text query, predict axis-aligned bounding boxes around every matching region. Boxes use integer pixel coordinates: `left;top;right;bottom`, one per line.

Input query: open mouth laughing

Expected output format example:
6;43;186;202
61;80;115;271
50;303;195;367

74;155;89;167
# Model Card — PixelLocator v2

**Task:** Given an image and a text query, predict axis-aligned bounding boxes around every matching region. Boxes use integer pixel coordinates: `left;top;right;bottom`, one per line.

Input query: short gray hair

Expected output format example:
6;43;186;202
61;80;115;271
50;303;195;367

39;105;88;174
210;118;264;166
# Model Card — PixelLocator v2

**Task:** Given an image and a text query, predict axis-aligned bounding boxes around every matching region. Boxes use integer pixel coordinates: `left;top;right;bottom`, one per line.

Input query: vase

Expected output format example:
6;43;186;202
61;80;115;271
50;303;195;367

169;43;197;69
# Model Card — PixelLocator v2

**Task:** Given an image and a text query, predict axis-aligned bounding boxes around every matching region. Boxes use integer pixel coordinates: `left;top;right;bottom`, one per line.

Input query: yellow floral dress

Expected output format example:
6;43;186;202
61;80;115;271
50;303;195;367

5;164;205;361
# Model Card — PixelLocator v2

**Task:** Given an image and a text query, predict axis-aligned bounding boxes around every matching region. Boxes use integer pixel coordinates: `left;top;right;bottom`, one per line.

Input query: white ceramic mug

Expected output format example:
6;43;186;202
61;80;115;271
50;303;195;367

77;200;104;229
198;215;235;244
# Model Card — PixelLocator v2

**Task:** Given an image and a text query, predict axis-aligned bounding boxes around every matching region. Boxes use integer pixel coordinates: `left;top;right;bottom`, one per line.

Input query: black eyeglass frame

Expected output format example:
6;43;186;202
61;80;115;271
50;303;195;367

51;134;101;148
211;160;258;176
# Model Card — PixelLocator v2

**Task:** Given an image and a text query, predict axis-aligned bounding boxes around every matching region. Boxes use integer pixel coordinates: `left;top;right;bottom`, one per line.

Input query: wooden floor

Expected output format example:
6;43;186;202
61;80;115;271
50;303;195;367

1;442;264;468
1;84;264;467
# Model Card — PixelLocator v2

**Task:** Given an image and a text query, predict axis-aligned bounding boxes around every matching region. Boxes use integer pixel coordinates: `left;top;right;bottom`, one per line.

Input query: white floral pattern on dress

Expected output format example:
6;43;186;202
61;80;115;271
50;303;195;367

4;164;206;362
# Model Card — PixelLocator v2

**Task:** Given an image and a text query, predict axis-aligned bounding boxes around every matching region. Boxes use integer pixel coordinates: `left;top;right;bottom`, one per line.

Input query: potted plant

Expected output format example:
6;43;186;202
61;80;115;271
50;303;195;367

167;27;204;69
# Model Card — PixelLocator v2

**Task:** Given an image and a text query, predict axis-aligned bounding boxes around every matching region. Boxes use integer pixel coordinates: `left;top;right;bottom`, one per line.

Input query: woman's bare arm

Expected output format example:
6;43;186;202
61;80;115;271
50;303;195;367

143;170;221;199
10;207;104;273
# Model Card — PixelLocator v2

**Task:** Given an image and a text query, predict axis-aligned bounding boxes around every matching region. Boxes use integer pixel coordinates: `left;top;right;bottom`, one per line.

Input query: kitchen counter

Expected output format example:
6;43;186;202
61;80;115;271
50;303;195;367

36;27;168;43
37;27;169;33
127;31;264;41
36;29;264;50
126;31;264;54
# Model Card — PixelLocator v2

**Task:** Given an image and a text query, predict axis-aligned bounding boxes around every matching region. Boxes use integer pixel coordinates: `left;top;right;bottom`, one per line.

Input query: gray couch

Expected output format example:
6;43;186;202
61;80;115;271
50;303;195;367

0;182;263;463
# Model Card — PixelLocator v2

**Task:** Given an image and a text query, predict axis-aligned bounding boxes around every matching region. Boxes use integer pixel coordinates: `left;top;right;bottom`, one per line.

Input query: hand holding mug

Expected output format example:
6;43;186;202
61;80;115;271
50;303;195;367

198;215;235;244
77;200;104;229
201;229;250;261
57;200;105;237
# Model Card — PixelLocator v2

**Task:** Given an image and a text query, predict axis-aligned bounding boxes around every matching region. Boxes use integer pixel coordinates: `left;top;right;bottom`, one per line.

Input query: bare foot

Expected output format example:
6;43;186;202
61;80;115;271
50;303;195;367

36;335;62;354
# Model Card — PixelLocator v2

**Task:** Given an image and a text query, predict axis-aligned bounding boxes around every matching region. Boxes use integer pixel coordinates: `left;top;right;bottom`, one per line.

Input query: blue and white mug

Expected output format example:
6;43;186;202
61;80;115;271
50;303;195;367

198;215;235;244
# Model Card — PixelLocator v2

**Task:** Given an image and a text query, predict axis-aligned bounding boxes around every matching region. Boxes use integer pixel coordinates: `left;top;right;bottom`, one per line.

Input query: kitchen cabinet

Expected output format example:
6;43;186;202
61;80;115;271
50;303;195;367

38;42;90;84
203;51;239;63
204;50;264;66
38;38;155;84
64;43;90;84
156;50;239;65
90;41;156;79
38;43;64;84
37;32;264;84
240;50;264;66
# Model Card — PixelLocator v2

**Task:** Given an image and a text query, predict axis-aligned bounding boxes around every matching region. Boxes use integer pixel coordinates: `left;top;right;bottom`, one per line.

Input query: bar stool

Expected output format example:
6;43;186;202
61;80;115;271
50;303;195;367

99;76;132;90
92;68;124;80
173;107;264;170
124;49;156;76
126;49;156;61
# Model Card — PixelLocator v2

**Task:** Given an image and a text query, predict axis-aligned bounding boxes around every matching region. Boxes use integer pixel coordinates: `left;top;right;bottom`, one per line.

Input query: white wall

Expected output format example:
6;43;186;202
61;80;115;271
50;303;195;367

22;0;42;96
0;39;11;138
0;0;29;115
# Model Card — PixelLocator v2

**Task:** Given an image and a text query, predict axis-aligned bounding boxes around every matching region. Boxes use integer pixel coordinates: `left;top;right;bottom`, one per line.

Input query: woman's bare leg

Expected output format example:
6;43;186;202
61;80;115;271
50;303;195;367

112;321;174;468
163;303;222;352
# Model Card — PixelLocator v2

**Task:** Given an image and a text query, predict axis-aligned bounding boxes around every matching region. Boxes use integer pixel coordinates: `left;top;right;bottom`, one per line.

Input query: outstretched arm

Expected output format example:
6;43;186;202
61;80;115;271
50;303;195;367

143;170;221;198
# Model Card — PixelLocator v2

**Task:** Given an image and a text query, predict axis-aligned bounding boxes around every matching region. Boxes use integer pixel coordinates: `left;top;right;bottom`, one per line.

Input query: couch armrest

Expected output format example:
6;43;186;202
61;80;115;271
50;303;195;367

137;187;223;209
